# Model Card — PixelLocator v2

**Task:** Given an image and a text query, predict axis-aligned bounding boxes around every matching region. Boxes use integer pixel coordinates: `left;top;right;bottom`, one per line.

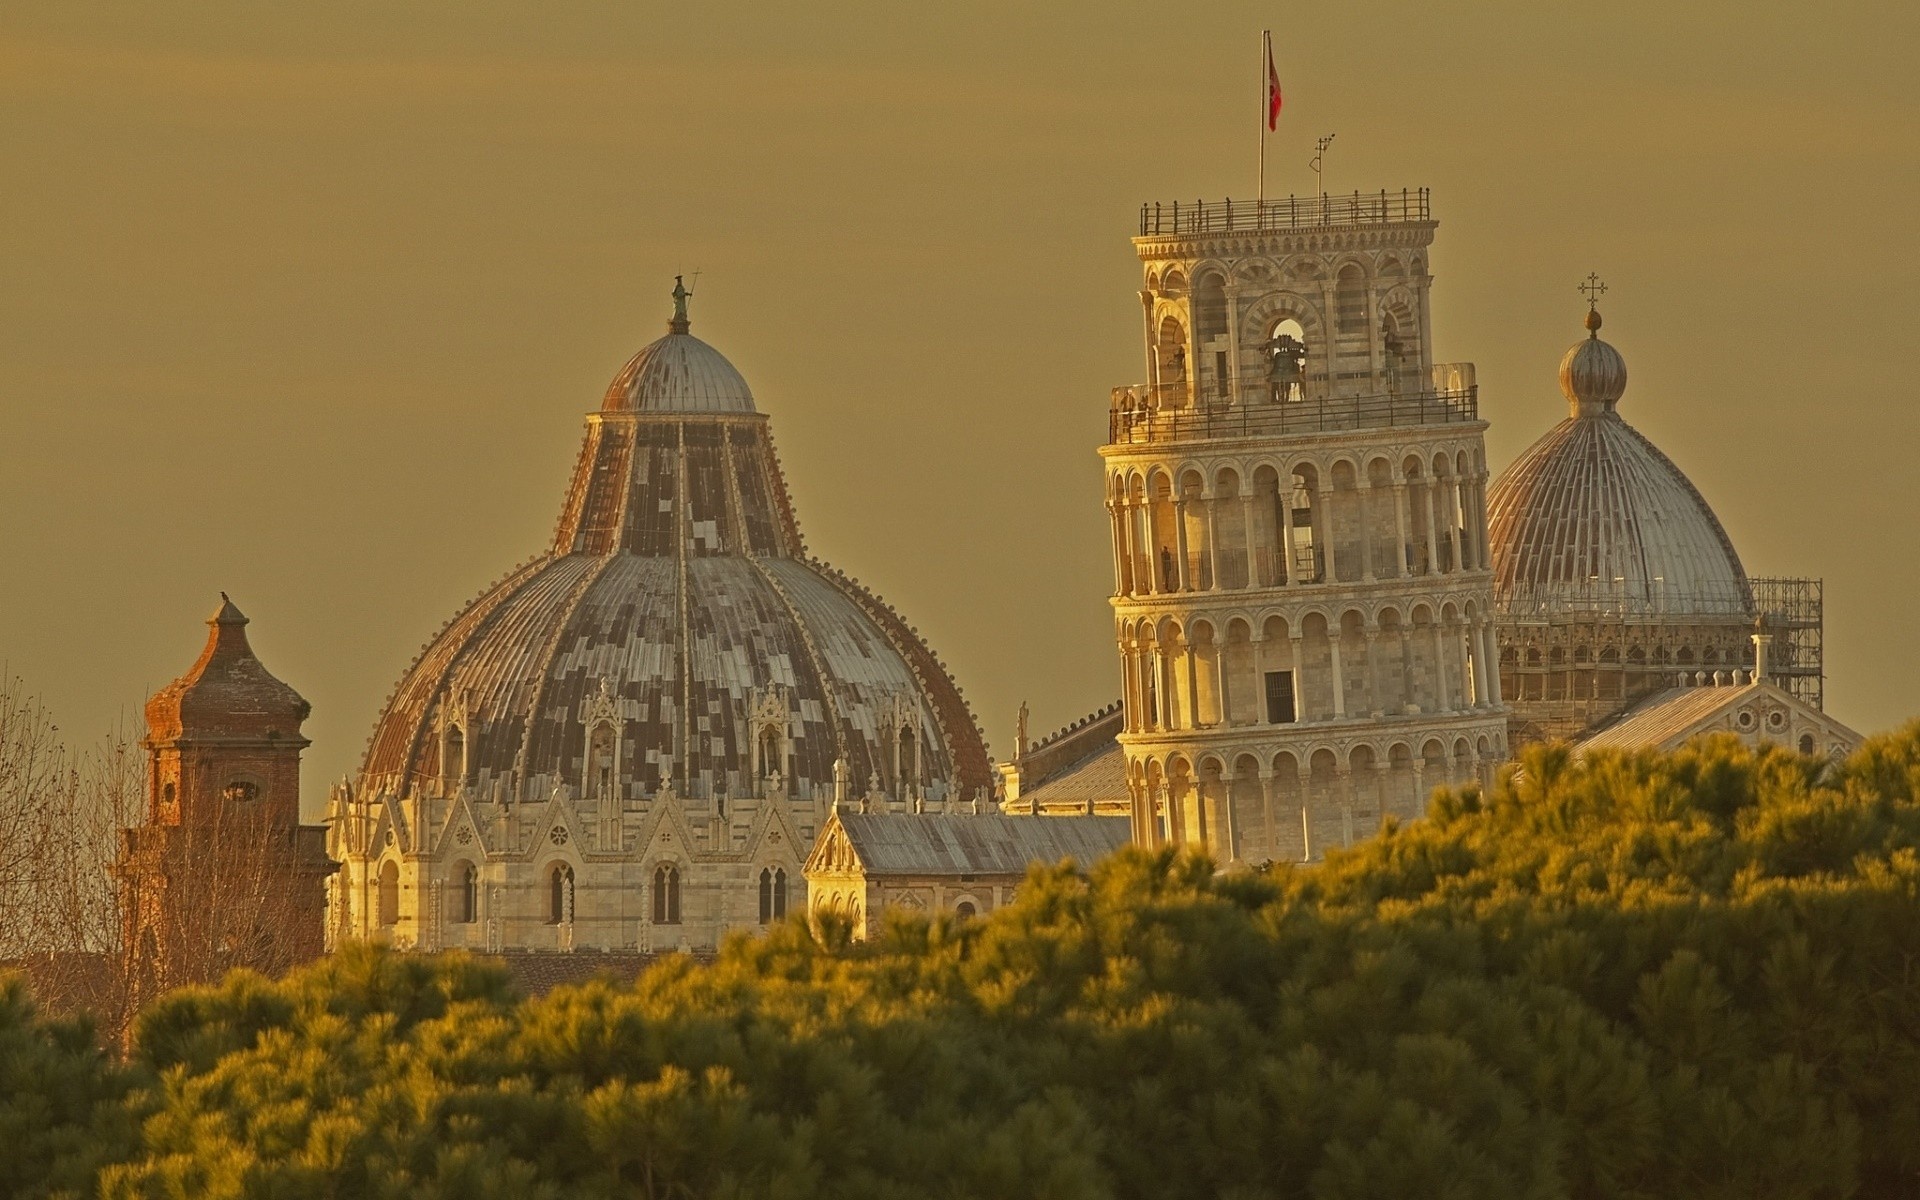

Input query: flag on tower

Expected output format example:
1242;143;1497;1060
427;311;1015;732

1266;37;1283;130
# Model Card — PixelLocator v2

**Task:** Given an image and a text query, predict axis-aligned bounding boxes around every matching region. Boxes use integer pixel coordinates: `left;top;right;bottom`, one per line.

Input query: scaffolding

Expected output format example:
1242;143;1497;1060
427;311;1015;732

1751;577;1825;711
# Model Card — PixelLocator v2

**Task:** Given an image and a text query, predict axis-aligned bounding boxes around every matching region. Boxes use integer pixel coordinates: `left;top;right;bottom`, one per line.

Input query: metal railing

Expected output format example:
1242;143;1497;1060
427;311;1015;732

1495;582;1754;620
1138;188;1432;237
1107;382;1478;445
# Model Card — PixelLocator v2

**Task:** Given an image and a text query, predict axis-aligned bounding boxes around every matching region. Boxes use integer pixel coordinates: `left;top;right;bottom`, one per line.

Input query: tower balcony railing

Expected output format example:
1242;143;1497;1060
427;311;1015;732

1137;189;1432;237
1107;380;1478;446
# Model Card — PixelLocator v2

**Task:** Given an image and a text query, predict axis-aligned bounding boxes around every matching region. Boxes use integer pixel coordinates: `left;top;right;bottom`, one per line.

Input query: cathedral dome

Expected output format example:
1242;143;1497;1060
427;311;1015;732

357;290;990;807
1489;307;1750;617
602;331;756;415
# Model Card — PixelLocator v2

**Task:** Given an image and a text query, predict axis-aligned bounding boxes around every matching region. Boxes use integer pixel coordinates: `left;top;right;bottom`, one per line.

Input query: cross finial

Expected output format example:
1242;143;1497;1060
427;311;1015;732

1578;272;1608;310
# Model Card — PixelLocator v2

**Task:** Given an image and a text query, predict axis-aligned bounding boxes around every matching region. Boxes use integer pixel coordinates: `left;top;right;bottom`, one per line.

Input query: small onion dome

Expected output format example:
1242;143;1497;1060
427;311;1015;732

1558;307;1627;417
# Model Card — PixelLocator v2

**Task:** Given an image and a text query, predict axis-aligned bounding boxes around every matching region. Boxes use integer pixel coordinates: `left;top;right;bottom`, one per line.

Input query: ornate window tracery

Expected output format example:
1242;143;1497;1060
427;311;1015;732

653;863;681;925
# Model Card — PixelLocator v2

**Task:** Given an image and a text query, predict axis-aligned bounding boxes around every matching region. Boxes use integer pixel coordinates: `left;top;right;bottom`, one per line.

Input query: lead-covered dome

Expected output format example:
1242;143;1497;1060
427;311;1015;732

1489;307;1750;617
602;331;755;414
358;291;990;807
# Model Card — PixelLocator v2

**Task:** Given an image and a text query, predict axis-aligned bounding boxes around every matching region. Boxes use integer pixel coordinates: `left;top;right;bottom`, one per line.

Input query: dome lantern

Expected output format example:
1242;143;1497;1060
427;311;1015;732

1560;277;1628;417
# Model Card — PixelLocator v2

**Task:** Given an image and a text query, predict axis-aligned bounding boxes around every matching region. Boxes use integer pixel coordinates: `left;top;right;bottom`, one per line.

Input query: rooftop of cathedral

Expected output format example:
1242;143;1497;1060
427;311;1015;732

820;812;1131;878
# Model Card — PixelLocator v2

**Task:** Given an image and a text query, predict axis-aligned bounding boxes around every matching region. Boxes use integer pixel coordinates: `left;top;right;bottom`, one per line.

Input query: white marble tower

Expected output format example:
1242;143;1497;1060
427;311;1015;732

1102;190;1508;864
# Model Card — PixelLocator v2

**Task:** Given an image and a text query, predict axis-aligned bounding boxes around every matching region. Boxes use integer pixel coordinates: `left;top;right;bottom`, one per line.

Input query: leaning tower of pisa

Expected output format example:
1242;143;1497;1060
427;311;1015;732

1102;190;1508;865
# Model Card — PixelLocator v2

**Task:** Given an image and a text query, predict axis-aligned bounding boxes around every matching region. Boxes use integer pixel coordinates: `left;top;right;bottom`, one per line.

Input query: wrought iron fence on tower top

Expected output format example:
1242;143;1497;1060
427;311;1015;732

1107;382;1478;446
1137;189;1433;237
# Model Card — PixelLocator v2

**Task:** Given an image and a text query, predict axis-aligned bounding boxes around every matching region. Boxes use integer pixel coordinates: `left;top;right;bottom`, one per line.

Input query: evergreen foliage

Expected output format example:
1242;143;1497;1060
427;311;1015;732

0;976;136;1199
7;727;1920;1197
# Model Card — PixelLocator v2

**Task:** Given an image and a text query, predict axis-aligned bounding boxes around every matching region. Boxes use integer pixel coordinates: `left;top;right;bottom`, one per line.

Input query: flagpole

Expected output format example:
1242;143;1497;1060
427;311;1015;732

1258;29;1269;211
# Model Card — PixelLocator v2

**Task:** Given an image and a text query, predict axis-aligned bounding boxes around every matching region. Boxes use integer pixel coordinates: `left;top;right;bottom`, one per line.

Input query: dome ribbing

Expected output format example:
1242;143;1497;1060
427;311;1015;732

1490;307;1750;618
357;292;990;806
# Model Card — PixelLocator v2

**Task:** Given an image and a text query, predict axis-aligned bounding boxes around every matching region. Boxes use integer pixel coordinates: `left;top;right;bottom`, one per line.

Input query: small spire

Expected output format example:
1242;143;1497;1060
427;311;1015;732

668;274;692;334
210;592;248;626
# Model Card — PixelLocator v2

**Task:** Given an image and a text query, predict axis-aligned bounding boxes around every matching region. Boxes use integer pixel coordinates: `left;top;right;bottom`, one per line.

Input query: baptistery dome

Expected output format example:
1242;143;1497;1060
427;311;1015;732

358;303;990;806
1488;302;1757;744
330;283;989;954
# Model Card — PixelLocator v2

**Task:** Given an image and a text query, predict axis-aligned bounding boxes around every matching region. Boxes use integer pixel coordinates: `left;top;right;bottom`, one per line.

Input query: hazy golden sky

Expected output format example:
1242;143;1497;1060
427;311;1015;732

3;2;1915;805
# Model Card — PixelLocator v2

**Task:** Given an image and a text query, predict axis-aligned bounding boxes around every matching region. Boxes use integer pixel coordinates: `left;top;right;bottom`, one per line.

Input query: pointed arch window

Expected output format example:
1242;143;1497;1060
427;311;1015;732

548;864;574;925
378;860;400;927
456;863;478;924
587;722;617;802
653;864;681;925
897;725;917;793
758;866;788;924
758;726;782;779
443;725;466;784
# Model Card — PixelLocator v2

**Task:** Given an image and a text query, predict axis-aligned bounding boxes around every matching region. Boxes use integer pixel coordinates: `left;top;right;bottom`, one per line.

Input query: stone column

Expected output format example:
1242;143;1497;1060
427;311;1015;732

1185;640;1202;730
1430;619;1451;711
1362;619;1383;717
1476;473;1493;570
1459;618;1474;702
1357;478;1377;582
1109;502;1129;595
1329;628;1347;720
1419;479;1439;575
1218;776;1239;865
1204;495;1220;591
1277;482;1297;587
1210;640;1227;729
1123;643;1141;732
1397;625;1415;713
1173;498;1191;592
1128;495;1144;595
1336;766;1355;847
1443;477;1464;573
1288;634;1304;721
1313;486;1335;582
1391;476;1411;578
1481;620;1504;706
1239;493;1257;589
1464;620;1483;708
1249;634;1266;724
1257;768;1276;861
1372;761;1392;830
1142;643;1162;731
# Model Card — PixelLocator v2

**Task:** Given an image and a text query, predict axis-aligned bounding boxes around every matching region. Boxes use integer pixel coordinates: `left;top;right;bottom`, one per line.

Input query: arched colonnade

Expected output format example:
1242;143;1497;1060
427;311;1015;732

1126;730;1501;865
1109;446;1489;599
1120;599;1502;736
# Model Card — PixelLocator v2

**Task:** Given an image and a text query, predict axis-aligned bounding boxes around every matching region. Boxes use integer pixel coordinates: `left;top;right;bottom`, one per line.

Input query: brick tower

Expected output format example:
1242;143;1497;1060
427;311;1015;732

117;595;335;1001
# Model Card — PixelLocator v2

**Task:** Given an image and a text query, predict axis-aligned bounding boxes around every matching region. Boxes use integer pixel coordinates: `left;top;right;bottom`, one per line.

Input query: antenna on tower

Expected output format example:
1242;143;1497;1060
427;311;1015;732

1309;134;1335;199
